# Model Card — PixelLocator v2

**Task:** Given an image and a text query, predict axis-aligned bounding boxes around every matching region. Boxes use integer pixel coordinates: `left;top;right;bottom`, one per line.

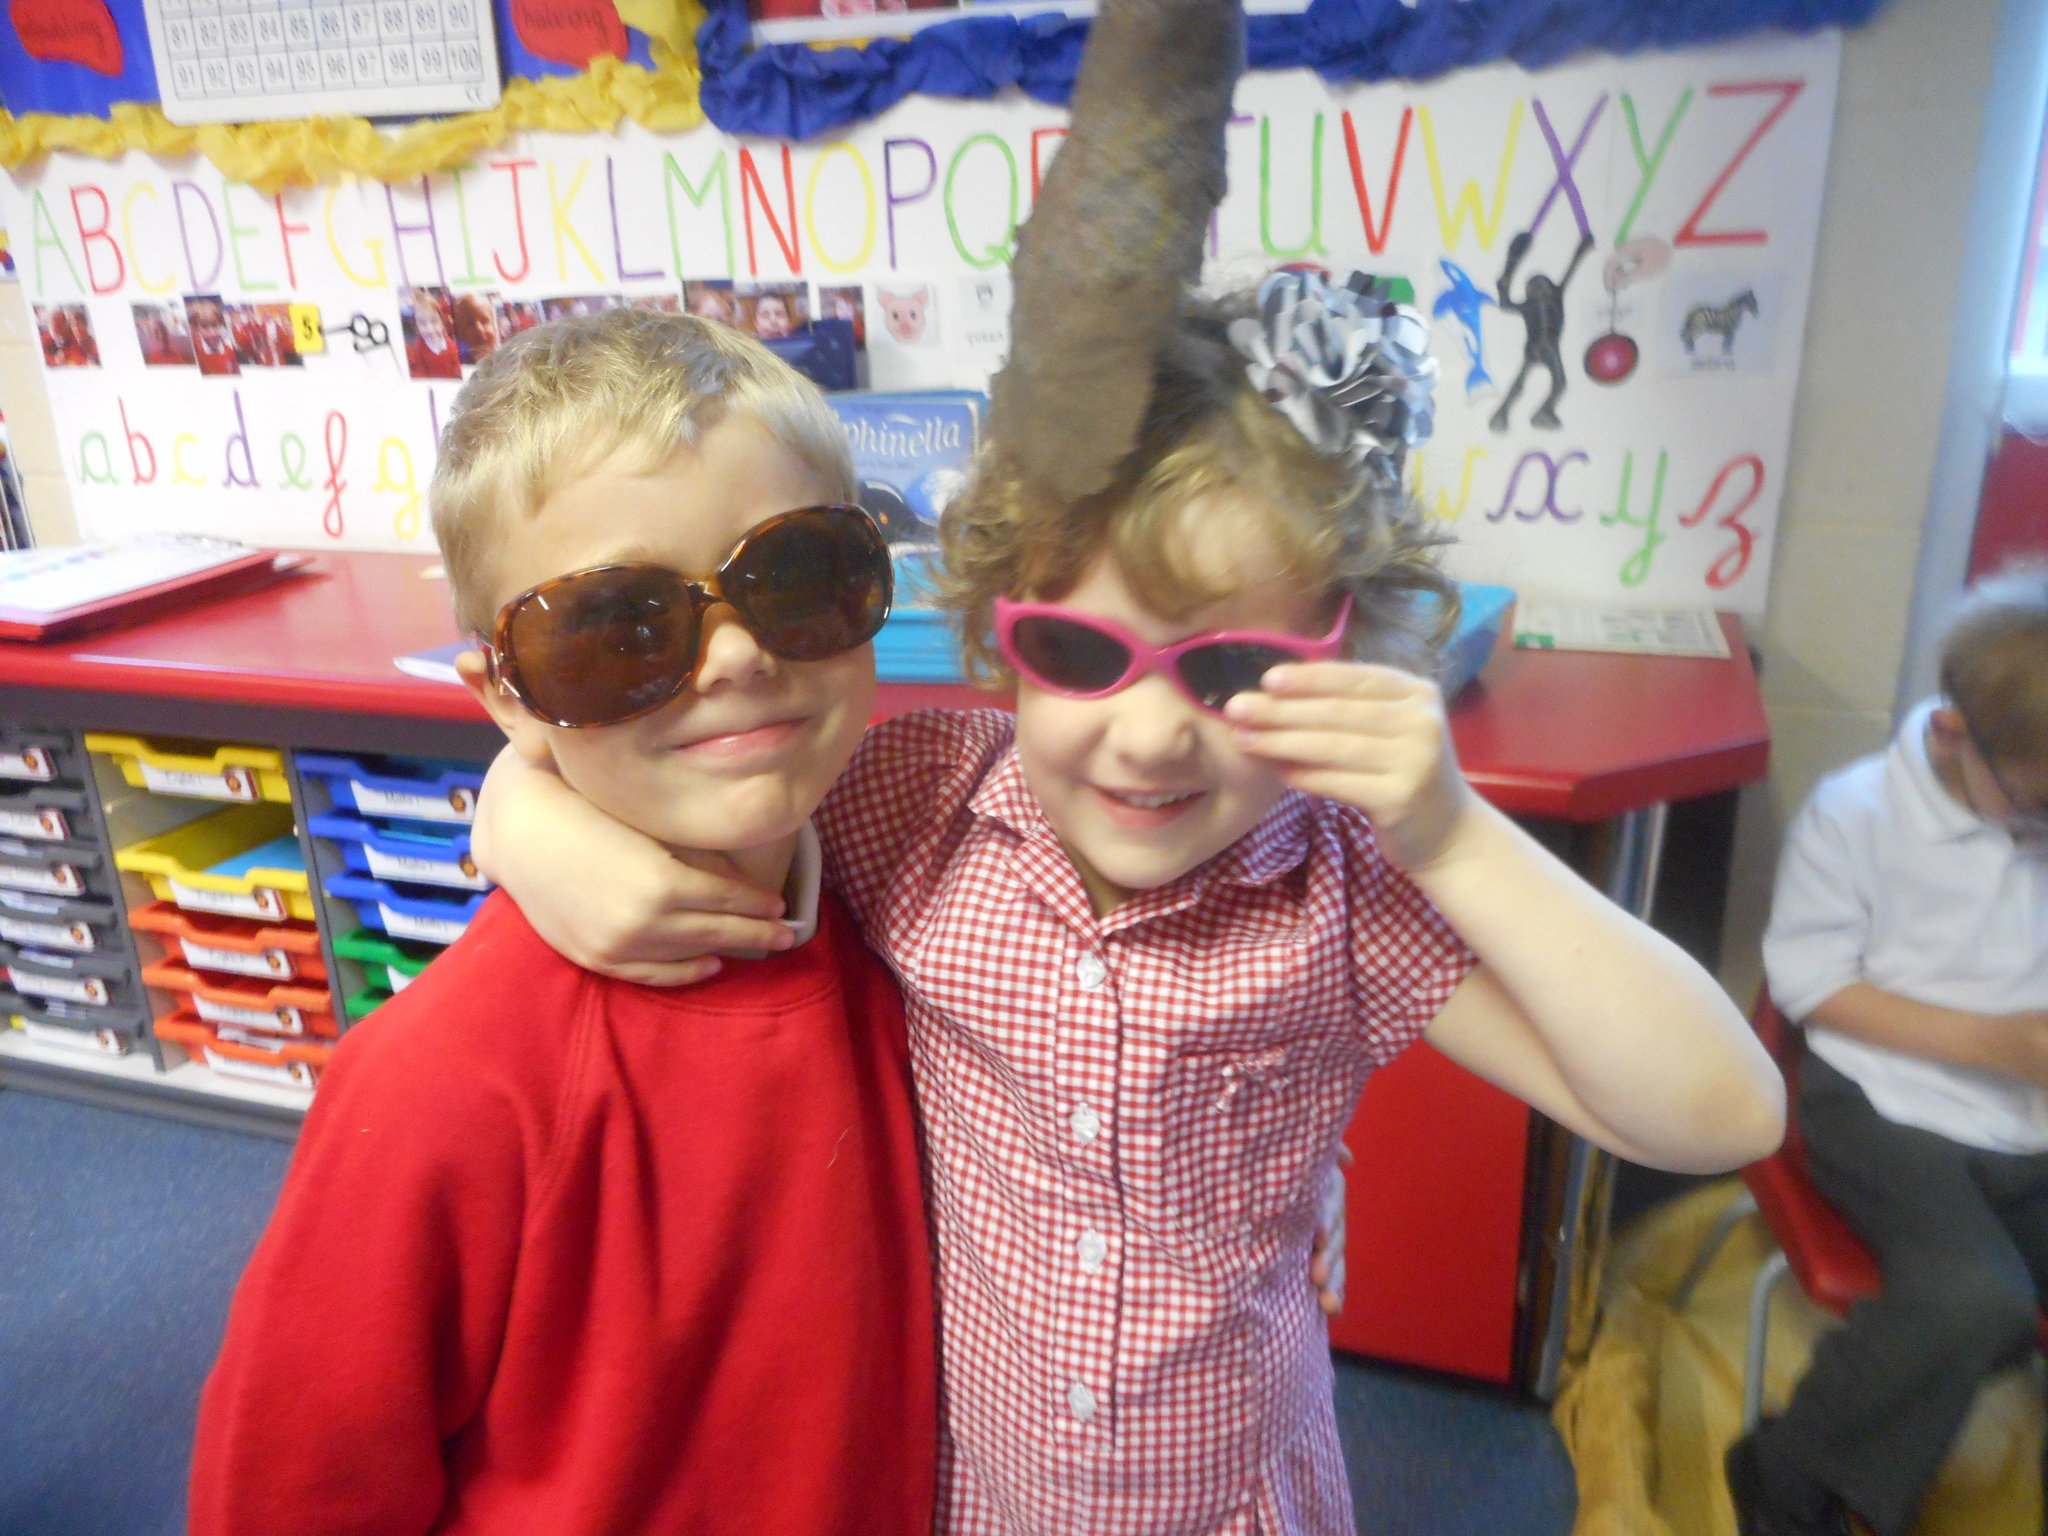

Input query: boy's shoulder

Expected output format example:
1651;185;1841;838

1801;750;1894;840
320;892;597;1106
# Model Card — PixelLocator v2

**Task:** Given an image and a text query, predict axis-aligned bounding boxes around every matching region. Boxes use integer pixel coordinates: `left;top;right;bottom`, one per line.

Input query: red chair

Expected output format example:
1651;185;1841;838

1673;995;2048;1429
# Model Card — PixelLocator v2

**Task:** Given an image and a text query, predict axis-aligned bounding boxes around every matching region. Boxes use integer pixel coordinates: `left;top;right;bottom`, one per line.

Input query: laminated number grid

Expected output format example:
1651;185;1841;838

142;0;503;125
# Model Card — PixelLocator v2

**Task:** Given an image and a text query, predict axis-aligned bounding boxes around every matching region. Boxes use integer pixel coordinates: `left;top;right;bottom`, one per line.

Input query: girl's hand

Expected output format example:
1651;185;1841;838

1224;661;1477;872
1308;1143;1352;1317
471;747;794;986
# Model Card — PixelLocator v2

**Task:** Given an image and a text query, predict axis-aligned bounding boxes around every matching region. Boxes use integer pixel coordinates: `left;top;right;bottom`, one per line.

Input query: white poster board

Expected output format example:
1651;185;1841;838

0;30;1839;612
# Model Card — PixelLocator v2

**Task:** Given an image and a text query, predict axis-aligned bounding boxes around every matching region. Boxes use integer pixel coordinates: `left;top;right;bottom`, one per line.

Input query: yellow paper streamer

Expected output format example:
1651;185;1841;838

0;0;705;194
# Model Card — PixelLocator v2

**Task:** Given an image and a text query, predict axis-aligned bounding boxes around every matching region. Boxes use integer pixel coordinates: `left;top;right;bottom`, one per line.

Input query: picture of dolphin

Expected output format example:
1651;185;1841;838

1432;258;1495;395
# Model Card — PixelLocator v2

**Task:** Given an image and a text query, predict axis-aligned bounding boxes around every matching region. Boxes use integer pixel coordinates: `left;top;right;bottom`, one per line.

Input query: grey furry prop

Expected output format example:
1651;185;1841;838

987;0;1244;502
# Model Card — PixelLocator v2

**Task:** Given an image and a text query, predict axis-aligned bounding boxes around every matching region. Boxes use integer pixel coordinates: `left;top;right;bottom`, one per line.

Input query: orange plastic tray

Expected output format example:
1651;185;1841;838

153;1009;333;1087
142;959;338;1039
127;901;326;984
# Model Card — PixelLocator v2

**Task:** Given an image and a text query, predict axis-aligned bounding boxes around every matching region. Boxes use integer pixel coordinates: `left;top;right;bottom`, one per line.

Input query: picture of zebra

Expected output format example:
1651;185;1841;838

1681;289;1759;357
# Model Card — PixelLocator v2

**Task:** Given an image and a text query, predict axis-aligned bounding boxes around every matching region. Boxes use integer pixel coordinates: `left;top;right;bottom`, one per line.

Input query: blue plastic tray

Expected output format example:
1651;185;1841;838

326;872;487;947
210;838;306;880
297;752;485;825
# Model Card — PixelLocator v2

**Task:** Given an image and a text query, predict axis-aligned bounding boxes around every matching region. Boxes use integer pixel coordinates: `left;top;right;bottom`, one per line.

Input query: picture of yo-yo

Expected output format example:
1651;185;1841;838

1585;235;1670;386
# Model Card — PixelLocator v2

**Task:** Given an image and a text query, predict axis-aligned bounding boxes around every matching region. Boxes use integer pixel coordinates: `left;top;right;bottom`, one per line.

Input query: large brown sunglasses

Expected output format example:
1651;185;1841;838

482;504;893;729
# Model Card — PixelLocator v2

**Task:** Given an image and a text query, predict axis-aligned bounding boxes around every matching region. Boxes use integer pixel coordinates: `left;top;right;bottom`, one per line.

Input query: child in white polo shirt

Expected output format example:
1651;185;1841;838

1732;566;2048;1536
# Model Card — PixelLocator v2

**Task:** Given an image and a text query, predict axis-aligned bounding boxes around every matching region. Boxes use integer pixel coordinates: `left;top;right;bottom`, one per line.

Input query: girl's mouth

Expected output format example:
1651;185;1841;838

1093;785;1204;826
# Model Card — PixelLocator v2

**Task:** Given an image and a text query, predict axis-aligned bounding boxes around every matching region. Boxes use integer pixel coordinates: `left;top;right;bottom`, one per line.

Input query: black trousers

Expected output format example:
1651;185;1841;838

1754;1052;2048;1536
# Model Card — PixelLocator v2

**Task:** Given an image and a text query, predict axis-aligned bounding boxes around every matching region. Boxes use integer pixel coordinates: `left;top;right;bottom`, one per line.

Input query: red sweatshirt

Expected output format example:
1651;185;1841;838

190;888;934;1536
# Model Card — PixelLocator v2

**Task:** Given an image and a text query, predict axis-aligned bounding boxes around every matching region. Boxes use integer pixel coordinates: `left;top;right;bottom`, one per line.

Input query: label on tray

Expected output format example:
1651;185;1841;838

0;806;69;841
7;966;109;1006
202;1046;316;1090
353;781;477;823
0;747;56;782
140;762;259;802
169;881;288;922
215;1024;290;1051
364;845;489;891
195;993;305;1035
20;1019;126;1056
181;939;293;979
382;906;466;946
0;861;82;895
0;915;95;951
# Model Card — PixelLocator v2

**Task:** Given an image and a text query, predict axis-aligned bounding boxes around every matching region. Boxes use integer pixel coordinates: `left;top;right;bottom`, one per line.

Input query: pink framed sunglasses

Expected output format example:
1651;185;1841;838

993;595;1354;716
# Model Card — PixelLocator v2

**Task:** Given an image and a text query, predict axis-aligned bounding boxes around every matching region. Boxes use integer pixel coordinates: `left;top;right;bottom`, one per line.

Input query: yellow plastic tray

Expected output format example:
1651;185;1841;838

113;804;314;922
85;734;291;804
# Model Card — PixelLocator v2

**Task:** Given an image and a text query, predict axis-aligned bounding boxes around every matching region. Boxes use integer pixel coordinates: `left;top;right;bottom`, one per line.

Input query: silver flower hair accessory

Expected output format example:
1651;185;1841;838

1228;269;1438;487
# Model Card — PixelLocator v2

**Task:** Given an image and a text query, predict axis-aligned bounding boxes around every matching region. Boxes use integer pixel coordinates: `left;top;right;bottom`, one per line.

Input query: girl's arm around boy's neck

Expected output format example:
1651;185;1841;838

472;746;794;987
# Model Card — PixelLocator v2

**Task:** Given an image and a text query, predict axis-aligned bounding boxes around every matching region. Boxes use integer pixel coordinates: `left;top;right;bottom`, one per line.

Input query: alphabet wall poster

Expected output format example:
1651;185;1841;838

0;31;1839;612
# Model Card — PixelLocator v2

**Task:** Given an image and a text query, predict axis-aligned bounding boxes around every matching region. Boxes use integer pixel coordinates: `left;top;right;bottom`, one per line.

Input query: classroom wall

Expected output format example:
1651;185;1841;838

1718;0;2015;1003
0;277;80;544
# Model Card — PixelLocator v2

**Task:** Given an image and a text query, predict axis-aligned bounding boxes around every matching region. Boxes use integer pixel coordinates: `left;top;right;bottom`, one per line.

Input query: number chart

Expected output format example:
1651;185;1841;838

140;0;502;125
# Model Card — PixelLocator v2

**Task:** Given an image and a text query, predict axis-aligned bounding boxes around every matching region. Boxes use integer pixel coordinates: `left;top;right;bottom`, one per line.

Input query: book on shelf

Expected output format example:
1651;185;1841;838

0;537;313;641
829;391;983;684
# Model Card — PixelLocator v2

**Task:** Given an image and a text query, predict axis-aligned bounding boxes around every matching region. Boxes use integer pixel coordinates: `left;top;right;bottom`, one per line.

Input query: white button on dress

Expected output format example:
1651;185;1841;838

1076;952;1108;991
1067;1381;1098;1423
1069;1102;1101;1145
1077;1230;1108;1272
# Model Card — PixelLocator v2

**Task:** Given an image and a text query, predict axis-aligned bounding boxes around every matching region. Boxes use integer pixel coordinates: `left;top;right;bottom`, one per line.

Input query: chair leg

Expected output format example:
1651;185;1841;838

1671;1187;1759;1312
1743;1249;1790;1432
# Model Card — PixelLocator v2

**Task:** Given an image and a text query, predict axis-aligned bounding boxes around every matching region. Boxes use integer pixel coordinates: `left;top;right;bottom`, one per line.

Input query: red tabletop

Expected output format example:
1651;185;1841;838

1448;615;1768;820
0;552;1767;822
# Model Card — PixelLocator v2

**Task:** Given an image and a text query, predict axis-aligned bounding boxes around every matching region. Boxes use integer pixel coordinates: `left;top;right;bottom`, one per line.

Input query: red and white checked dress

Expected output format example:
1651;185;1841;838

817;709;1476;1535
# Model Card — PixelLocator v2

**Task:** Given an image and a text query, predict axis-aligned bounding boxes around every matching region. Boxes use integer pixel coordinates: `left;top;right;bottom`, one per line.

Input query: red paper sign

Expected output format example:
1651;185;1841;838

508;0;625;68
10;0;122;75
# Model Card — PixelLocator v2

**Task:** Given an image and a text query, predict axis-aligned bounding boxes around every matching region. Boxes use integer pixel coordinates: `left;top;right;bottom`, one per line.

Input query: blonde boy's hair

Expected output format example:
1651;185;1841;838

430;308;857;635
937;296;1456;687
1941;563;2048;764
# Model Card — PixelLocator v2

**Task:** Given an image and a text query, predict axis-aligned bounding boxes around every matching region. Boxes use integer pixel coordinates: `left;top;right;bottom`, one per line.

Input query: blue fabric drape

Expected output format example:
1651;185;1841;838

701;0;1884;139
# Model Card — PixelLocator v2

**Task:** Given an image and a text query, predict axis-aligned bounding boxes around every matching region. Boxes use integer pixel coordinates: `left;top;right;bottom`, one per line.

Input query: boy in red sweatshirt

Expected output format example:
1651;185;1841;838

188;308;934;1536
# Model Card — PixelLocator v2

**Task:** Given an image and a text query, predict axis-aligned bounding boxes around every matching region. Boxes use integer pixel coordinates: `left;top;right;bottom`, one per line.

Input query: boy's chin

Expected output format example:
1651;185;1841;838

632;806;808;859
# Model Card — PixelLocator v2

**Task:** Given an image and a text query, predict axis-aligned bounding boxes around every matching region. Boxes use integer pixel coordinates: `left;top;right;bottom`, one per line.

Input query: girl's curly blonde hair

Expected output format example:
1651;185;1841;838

937;294;1457;689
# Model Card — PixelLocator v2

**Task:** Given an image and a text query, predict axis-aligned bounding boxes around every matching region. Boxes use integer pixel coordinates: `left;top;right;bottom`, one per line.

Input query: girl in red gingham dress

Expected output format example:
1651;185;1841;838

468;3;1784;1530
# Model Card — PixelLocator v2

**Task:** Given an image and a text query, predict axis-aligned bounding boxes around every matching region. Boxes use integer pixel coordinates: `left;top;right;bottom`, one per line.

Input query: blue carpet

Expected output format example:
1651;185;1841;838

0;1086;1575;1535
1332;1354;1577;1535
0;1089;293;1536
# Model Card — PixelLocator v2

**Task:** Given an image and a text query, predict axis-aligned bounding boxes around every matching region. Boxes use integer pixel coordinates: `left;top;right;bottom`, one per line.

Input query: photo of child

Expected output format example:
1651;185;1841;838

498;300;545;337
228;304;299;368
817;284;867;350
629;294;683;313
132;304;196;367
401;286;463;380
876;284;935;347
540;295;623;323
450;292;506;365
34;305;100;368
683;279;738;328
738;282;809;340
261;304;301;366
184;296;238;376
